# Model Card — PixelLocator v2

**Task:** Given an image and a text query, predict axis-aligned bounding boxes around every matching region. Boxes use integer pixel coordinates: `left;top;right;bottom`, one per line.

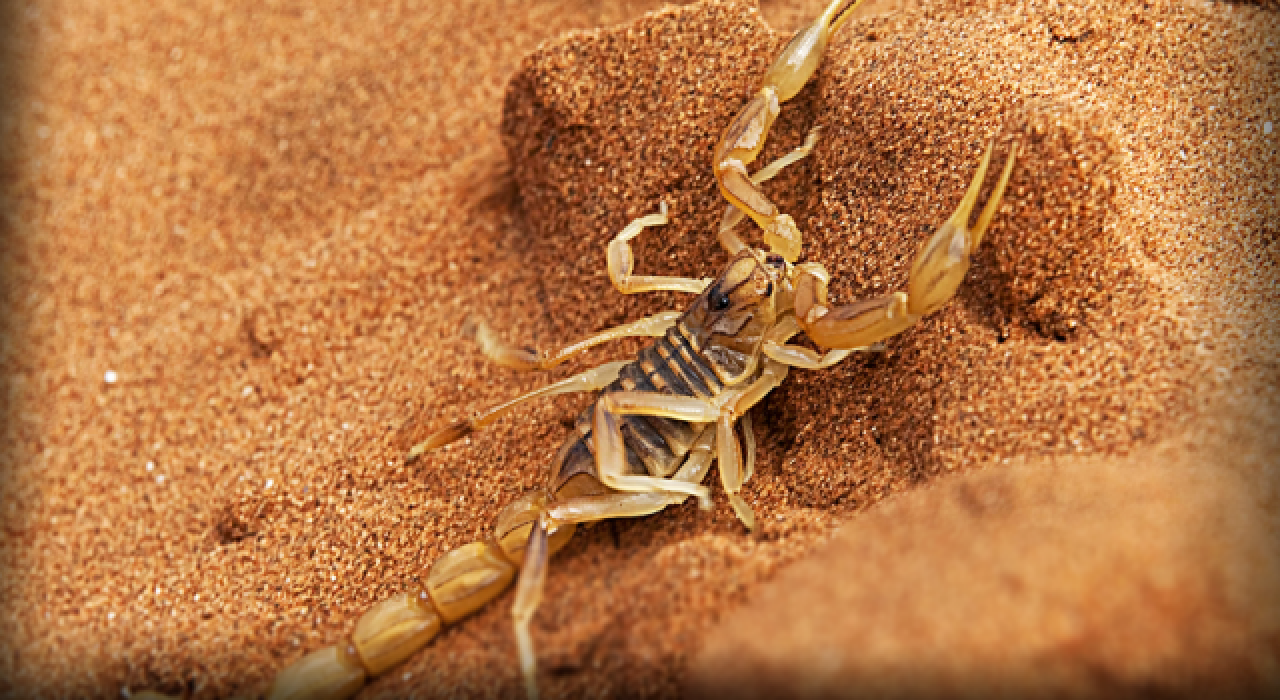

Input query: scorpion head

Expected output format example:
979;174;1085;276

690;249;786;383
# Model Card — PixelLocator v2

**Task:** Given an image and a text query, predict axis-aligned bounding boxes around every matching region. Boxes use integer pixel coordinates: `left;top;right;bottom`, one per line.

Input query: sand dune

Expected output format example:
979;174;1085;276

0;0;1275;697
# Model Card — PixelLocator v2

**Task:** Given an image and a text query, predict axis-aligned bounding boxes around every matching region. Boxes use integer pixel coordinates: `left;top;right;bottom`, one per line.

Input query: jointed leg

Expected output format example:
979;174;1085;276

407;361;628;460
715;358;788;530
739;413;756;484
512;515;550;700
545;425;717;527
673;422;718;485
718;127;822;256
716;410;752;529
422;403;724;697
466;312;681;371
546;491;688;525
714;0;868;262
760;314;878;369
607;202;713;295
593;391;722;508
511;424;713;698
592;371;785;530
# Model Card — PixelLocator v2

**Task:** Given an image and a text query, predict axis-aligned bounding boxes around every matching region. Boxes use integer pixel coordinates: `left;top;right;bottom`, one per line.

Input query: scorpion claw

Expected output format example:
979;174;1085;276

907;139;1017;317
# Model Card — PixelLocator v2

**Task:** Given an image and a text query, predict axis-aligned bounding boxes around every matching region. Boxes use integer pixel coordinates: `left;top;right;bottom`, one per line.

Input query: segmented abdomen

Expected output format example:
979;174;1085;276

548;321;725;497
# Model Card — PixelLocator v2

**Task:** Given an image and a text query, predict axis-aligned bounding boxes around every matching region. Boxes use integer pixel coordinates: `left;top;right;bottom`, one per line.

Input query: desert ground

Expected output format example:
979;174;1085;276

1;0;1277;697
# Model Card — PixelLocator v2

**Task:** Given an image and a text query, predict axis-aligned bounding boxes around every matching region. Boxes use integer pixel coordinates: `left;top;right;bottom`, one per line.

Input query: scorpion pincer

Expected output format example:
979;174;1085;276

254;1;1018;698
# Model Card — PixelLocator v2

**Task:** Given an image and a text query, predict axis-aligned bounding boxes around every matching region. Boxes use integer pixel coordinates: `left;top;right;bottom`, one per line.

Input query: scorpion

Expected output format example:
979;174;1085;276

208;1;1018;698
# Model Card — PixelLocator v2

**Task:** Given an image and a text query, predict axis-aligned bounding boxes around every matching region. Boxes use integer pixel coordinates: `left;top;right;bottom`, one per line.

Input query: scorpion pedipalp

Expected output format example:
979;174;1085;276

718;125;822;256
791;139;1019;351
714;0;867;262
908;138;1019;316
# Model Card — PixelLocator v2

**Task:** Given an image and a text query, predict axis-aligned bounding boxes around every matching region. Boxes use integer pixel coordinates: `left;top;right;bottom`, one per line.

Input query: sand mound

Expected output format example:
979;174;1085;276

501;0;1191;513
1;0;1276;697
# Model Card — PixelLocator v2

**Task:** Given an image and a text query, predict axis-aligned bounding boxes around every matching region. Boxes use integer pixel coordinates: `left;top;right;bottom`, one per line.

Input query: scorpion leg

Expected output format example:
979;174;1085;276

716;358;788;530
465;311;681;371
547;424;717;525
714;0;865;262
607;201;714;295
740;412;756;483
512;514;551;700
595;373;783;531
718;126;822;256
546;491;688;524
760;314;879;369
594;391;722;508
794;140;1017;350
407;361;629;461
504;425;714;698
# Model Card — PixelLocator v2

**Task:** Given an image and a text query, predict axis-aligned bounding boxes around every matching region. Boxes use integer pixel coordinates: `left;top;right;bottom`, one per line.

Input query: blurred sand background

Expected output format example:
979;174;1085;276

0;0;1277;697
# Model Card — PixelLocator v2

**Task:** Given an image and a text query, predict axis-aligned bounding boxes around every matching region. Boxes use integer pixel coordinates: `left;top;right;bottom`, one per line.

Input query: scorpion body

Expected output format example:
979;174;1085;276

553;313;750;495
234;1;1020;698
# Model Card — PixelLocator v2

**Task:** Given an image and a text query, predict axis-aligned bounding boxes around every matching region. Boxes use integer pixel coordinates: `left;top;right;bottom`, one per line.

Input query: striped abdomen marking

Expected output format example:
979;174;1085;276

549;322;728;497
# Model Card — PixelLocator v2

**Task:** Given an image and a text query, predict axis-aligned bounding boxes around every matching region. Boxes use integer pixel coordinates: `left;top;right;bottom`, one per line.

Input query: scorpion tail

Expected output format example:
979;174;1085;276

265;493;576;700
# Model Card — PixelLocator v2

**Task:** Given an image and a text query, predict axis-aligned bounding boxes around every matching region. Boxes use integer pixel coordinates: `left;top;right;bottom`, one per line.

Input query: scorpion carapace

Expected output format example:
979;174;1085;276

253;0;1019;698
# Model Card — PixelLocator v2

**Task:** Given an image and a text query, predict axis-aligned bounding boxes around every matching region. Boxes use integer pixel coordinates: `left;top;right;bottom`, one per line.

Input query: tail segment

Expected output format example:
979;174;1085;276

266;492;575;700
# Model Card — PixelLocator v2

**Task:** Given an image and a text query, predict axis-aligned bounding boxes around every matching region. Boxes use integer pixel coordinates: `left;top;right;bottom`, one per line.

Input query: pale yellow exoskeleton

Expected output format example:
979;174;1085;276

155;2;1019;699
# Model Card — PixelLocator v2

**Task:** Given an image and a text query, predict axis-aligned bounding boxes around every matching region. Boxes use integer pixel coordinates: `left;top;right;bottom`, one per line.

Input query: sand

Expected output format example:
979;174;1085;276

0;0;1276;697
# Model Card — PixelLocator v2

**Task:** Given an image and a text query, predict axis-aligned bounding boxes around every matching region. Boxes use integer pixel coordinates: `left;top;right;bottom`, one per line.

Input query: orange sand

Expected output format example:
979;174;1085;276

0;0;1276;697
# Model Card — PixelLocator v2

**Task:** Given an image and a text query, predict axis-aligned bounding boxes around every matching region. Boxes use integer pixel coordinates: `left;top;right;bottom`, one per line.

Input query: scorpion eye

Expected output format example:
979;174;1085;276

711;291;732;311
765;253;785;268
